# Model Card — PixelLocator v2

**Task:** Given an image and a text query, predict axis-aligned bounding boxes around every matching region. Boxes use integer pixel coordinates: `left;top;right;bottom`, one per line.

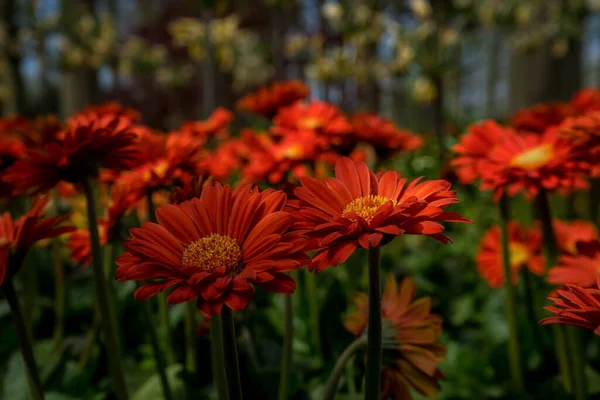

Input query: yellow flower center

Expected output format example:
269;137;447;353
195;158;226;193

508;242;530;268
181;234;243;275
509;143;554;170
299;117;323;130
343;195;395;222
279;144;304;160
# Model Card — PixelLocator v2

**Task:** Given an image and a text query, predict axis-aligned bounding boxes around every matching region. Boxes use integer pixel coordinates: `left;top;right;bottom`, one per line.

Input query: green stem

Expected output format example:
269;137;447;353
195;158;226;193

52;238;65;351
184;302;197;374
346;359;357;396
567;327;587;400
499;195;524;392
82;177;129;400
140;283;174;400
4;279;45;400
278;294;293;400
364;247;382;400
220;307;243;400
553;325;573;393
305;270;321;355
323;336;367;400
211;317;228;399
78;305;100;369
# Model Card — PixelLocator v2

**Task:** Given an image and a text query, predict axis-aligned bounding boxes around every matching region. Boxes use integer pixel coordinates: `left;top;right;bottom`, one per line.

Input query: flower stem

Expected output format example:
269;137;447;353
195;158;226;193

52;237;65;351
499;195;524;393
220;306;243;400
140;282;174;400
4;279;45;400
364;247;382;400
567;327;587;400
305;270;321;355
278;293;293;400
211;316;228;399
323;336;367;400
552;325;573;393
82;177;129;400
184;302;197;374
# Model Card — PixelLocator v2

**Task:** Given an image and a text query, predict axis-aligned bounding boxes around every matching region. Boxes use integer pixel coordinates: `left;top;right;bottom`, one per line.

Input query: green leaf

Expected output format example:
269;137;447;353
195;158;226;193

132;364;186;400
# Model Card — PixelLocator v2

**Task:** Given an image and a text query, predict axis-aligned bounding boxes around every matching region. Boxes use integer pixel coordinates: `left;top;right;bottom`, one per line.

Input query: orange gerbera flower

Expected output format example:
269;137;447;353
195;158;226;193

0;197;74;286
557;111;600;176
570;88;600;114
178;107;234;143
115;182;309;318
553;219;598;255
4;113;139;195
541;278;600;335
479;128;589;200
290;157;470;272
200;140;244;182
350;113;422;161
73;102;142;125
511;102;575;134
236;80;310;118
345;275;445;399
475;222;544;288
547;240;600;288
450;120;506;185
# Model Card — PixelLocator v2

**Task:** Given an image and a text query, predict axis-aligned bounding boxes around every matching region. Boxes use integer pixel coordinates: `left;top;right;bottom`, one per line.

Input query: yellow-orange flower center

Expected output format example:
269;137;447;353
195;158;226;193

299;117;323;130
509;143;554;170
181;234;243;275
278;144;304;160
508;242;530;268
343;195;395;222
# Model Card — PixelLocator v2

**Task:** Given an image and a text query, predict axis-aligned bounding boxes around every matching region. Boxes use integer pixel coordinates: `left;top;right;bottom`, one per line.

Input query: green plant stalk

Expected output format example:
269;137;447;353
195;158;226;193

323;336;367;400
304;269;321;354
211;316;227;399
278;293;293;400
78;305;100;368
220;307;243;399
184;302;198;374
364;247;382;400
52;238;65;351
346;359;357;396
22;259;37;337
83;177;129;400
498;195;524;392
536;189;577;394
4;279;45;400
567;327;587;400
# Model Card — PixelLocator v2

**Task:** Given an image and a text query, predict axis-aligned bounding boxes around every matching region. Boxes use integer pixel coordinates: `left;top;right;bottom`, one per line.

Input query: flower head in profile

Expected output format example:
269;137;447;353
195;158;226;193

73;102;142;125
541;278;600;336
4;112;139;195
547;240;600;288
178;107;233;143
0;197;74;285
350;113;422;161
475;222;544;288
557;111;600;176
554;219;598;255
115;182;309;318
479;128;589;200
290;157;470;272
511;102;574;134
450;121;506;185
570;88;600;115
345;275;446;399
236;80;310;118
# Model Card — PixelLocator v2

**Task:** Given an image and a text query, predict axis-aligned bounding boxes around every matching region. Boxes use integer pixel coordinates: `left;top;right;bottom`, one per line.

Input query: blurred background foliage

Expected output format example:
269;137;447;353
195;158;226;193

2;0;600;399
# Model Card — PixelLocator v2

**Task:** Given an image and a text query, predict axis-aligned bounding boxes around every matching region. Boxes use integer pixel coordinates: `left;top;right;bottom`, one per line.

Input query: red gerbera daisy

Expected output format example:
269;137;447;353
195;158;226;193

541;278;600;336
547;240;600;288
350;113;423;161
178;107;234;144
3;112;139;195
344;275;446;399
73;101;142;125
450;120;506;185
553;219;598;255
511;102;575;134
557;111;600;176
475;222;544;288
0;197;74;285
289;157;470;272
236;80;310;118
570;88;600;115
115;182;309;318
479;128;589;200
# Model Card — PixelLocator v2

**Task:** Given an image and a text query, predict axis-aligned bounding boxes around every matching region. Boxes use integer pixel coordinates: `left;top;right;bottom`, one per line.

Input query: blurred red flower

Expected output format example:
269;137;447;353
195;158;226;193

178;107;234;143
475;222;544;288
557;111;600;176
0;197;74;285
289;157;470;272
511;102;575;134
115;182;309;318
236;80;310;118
570;88;600;114
553;219;598;255
345;275;445;399
541;279;600;336
73;102;142;125
547;240;600;288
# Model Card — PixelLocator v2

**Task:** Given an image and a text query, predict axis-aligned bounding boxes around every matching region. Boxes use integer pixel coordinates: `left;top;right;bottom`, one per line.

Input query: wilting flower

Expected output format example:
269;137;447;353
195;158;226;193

479;128;589;200
476;222;544;288
450;120;506;185
236;80;310;118
541;278;600;335
554;219;598;255
345;275;445;399
178;107;233;143
511;102;575;134
4;112;139;195
115;182;309;317
0;197;74;285
547;240;600;288
290;157;470;272
350;113;422;161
